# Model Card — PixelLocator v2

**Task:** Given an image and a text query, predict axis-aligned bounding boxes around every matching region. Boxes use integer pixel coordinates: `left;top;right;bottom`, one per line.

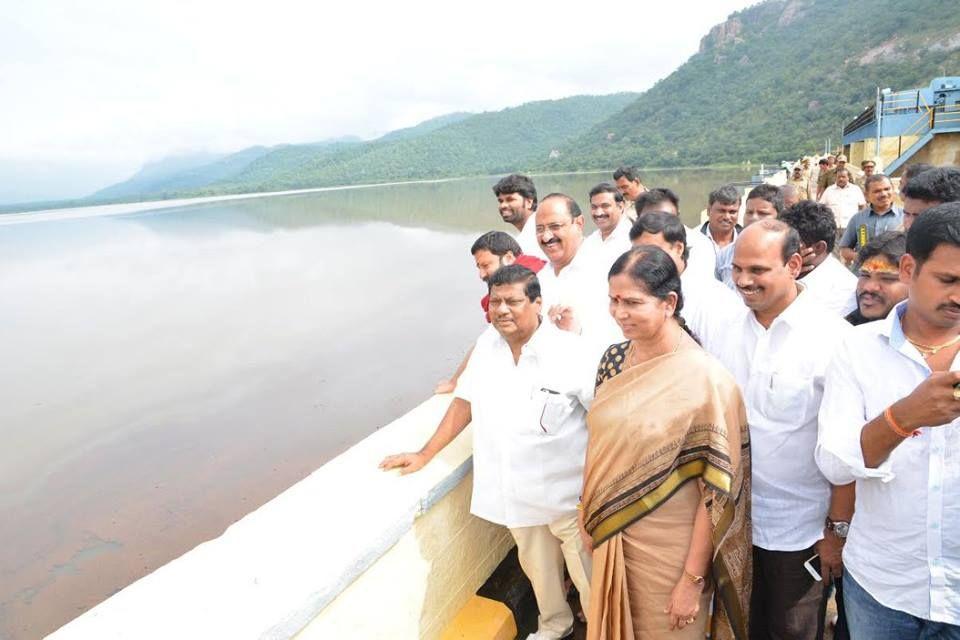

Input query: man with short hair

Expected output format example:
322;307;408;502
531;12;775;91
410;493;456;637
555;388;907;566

382;265;595;640
789;165;810;200
493;173;546;260
781;201;858;317
898;162;935;200
581;182;631;271
817;154;845;200
901;166;960;231
535;193;622;353
781;184;802;210
816;203;960;639
839;174;902;264
634;187;679;216
612;166;647;222
717;220;852;640
434;231;546;394
716;183;784;288
701;184;743;251
845;231;907;326
630;212;742;357
634;186;718;285
854;159;877;193
819;168;866;231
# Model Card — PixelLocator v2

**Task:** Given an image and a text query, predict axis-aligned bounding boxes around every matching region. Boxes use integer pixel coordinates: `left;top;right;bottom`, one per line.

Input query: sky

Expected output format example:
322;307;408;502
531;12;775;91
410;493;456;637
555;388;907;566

0;0;756;204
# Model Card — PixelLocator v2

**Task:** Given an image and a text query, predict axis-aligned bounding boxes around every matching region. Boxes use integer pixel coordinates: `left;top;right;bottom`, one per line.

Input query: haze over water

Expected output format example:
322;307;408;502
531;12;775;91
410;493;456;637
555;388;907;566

0;168;746;639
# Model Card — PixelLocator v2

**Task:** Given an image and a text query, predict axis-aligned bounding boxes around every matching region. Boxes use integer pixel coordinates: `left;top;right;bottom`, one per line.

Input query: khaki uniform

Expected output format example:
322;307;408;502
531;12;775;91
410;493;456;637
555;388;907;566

788;177;810;200
817;167;837;194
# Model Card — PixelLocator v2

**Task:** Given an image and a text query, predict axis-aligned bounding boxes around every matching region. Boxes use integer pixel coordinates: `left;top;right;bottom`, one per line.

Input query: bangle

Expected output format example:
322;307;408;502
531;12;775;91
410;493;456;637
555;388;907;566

883;406;920;439
683;569;705;586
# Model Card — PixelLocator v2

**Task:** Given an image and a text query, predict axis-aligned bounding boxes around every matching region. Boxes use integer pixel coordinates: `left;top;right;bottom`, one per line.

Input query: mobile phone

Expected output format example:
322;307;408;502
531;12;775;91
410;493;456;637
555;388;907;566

803;554;822;582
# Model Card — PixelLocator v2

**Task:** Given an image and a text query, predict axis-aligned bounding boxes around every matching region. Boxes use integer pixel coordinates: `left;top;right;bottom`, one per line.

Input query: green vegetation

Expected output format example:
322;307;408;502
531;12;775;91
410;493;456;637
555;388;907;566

541;0;960;170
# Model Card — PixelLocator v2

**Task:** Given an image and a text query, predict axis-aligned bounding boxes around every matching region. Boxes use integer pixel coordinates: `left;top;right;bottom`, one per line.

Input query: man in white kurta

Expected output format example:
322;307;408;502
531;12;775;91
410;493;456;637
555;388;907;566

580;182;632;275
781;200;858;317
818;168;866;231
381;265;594;640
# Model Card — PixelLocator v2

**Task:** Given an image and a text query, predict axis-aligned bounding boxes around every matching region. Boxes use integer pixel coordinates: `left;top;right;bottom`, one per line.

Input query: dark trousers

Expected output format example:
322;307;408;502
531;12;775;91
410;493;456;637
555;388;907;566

750;545;828;640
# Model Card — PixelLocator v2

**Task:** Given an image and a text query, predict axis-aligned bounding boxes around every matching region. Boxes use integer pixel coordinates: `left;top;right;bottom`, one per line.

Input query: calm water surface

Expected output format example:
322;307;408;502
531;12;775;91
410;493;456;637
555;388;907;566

0;168;746;638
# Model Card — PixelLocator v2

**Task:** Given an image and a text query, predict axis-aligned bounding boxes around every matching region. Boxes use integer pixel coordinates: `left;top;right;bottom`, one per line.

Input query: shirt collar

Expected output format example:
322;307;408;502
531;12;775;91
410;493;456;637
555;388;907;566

867;205;899;217
750;282;809;330
881;301;930;370
493;319;556;359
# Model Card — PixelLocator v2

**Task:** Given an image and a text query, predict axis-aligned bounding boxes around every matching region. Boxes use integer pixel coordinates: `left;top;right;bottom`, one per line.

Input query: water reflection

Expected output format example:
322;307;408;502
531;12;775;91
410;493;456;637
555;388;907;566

0;168;746;639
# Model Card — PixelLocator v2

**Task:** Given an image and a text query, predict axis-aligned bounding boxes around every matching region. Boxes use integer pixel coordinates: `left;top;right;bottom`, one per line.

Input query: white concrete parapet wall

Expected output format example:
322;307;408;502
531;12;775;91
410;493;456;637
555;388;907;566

47;395;514;640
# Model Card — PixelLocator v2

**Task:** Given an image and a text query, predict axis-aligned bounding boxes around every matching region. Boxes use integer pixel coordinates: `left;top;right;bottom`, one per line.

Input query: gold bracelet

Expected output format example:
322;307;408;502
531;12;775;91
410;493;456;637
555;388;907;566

683;569;705;586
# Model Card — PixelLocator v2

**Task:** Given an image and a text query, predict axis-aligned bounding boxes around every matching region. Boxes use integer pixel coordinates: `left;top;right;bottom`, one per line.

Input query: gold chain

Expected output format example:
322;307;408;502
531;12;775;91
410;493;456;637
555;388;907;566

906;333;960;358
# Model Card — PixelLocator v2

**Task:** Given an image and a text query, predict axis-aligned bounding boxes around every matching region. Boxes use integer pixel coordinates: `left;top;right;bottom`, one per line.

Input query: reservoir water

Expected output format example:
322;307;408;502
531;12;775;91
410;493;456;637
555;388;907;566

0;168;746;639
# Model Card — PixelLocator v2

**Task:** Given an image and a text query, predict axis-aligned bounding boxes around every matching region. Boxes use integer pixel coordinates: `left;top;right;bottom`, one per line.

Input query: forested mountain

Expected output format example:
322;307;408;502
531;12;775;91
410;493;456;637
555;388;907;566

539;0;960;170
84;94;636;202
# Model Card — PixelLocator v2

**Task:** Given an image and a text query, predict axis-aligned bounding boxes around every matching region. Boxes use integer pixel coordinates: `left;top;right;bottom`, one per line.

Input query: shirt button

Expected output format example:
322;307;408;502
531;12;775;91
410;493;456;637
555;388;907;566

931;522;940;530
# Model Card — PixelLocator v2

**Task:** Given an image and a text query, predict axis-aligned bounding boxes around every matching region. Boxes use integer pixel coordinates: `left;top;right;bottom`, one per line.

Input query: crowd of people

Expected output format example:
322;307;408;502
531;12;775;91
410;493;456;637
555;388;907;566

380;160;960;640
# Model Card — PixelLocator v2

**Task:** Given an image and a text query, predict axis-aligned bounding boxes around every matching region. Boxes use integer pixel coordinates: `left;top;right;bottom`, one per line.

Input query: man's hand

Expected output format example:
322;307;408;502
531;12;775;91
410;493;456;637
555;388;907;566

799;246;817;276
816;533;844;582
434;379;456;394
840;247;857;265
894;371;960;431
547;304;581;334
577;507;593;553
379;452;430;475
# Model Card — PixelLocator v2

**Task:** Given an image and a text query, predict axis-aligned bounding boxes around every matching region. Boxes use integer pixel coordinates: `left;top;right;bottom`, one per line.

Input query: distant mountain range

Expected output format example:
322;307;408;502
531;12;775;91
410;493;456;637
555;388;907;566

9;0;960;213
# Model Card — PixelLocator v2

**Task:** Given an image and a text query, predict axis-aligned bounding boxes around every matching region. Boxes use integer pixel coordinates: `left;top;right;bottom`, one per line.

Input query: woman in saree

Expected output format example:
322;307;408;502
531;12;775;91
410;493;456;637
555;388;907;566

580;245;751;640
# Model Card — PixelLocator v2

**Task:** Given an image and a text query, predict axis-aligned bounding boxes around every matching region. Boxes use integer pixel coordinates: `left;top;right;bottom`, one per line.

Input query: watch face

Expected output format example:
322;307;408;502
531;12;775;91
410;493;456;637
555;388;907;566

834;522;850;538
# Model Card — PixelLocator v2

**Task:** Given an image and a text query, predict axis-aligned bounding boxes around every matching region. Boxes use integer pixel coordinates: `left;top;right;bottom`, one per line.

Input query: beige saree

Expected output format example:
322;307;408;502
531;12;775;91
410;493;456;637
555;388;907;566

583;337;751;640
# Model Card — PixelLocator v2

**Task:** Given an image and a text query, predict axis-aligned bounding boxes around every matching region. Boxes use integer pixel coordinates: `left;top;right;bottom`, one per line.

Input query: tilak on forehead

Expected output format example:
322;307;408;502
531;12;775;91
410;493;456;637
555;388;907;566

860;256;899;275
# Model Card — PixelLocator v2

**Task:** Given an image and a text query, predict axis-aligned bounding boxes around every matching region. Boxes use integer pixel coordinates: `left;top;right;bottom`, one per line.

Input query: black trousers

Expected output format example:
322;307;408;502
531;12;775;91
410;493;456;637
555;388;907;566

750;545;828;640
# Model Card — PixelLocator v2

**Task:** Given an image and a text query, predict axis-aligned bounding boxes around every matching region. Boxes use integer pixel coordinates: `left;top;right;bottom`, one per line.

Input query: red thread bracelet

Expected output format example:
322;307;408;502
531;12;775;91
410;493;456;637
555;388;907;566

883;406;921;439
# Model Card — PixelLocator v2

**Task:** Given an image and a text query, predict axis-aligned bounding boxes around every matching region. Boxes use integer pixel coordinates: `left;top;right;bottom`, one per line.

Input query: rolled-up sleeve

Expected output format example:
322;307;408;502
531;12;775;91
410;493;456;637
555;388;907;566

817;340;897;484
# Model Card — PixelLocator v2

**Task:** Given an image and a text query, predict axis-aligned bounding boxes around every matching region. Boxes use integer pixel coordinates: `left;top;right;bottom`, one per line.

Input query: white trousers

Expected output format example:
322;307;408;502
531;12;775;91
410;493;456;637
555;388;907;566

509;512;593;639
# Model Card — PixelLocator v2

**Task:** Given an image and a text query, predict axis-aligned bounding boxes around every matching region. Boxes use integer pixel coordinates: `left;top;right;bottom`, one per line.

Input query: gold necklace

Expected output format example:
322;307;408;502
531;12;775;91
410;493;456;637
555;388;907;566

906;333;960;358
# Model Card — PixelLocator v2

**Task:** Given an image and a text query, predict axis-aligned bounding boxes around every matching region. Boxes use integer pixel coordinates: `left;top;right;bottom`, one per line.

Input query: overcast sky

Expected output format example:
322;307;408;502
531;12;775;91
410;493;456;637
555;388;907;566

1;0;755;203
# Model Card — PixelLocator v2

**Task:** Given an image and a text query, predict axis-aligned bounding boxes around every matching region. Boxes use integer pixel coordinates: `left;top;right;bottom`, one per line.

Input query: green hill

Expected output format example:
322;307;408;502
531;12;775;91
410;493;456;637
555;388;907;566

540;0;960;170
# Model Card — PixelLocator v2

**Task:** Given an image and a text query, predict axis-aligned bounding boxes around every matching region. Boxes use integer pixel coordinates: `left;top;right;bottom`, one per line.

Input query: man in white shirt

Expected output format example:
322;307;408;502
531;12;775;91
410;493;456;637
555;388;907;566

901;166;960;231
629;211;743;357
817;203;960;639
717;220;852;639
612;165;647;222
581;182;632;274
381;265;595;640
717;184;784;289
493;173;547;260
819;168;866;232
634;186;718;283
535;193;623;357
781;200;858;317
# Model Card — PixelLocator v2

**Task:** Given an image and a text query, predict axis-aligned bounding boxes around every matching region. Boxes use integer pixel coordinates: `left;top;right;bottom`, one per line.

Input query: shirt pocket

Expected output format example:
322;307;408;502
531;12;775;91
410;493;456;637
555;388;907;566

536;390;575;435
760;371;814;425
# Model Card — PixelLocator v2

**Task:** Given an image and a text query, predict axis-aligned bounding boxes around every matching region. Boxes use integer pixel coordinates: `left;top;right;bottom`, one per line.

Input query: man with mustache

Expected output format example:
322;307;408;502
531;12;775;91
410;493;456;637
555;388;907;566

901;166;960;232
817;203;960;639
839;175;902;265
716;183;784;289
581;182;631;272
781;201;857;317
535;193;623;356
612;165;647;222
700;184;743;254
382;265;595;640
846;232;907;326
819;168;866;233
493;173;547;260
715;220;852;640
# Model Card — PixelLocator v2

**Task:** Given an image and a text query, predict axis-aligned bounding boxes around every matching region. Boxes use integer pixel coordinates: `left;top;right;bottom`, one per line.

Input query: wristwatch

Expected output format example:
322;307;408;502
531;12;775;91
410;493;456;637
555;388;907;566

825;517;850;539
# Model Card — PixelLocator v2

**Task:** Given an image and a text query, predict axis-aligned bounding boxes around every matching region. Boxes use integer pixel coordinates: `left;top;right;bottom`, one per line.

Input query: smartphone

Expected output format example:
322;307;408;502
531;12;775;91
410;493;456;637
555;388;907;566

803;554;822;582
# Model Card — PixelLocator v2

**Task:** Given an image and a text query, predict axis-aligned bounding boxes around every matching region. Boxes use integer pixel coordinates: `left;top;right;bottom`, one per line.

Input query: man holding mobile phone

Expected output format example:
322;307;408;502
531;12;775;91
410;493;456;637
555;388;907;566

817;203;960;639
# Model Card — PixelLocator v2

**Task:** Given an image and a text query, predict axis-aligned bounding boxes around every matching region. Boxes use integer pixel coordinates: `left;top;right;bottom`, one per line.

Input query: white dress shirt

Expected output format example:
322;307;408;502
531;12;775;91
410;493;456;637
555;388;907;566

538;248;624;360
800;254;858;317
819;183;866;229
581;215;632;276
680;266;744;358
517;216;547;261
715;287;852;550
685;225;720;283
816;302;960;624
454;322;595;528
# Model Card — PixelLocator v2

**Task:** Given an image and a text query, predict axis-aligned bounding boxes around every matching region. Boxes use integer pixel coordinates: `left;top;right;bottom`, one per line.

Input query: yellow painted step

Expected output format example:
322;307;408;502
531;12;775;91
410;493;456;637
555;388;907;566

439;595;517;640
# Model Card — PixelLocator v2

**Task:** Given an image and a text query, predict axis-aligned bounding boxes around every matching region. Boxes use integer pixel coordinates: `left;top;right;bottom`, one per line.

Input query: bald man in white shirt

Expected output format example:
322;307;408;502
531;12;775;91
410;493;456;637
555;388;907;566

817;203;960;639
716;220;852;640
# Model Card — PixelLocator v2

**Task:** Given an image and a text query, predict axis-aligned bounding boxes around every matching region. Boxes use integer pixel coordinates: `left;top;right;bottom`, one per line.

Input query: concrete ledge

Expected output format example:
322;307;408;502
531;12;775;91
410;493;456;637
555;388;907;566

48;394;513;639
440;596;517;640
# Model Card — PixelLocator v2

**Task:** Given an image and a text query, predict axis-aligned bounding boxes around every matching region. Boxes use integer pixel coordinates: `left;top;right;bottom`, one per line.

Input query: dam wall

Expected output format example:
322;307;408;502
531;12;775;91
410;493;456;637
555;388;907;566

47;395;513;639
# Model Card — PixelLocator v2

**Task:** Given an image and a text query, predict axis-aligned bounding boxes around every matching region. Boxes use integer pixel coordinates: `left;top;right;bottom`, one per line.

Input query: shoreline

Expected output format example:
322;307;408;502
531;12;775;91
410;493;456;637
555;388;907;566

0;164;753;223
